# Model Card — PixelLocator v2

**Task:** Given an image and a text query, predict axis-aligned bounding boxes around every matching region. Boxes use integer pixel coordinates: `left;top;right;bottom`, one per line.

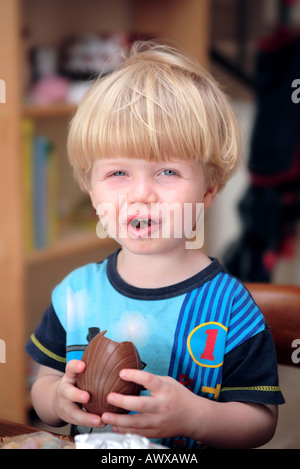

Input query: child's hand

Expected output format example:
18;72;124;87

53;360;103;428
101;369;199;440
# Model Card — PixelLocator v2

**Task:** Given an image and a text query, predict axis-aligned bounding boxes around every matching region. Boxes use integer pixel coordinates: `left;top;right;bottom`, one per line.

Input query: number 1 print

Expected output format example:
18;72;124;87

200;329;218;361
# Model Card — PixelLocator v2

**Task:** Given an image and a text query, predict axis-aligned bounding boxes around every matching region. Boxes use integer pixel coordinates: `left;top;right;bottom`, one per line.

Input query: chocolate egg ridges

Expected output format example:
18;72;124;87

77;330;143;415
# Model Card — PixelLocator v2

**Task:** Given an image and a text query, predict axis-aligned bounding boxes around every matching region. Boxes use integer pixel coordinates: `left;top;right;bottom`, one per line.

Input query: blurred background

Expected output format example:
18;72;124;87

0;0;299;448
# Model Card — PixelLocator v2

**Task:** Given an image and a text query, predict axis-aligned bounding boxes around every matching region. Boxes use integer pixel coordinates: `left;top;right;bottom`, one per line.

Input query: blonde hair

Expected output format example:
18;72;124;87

67;40;241;192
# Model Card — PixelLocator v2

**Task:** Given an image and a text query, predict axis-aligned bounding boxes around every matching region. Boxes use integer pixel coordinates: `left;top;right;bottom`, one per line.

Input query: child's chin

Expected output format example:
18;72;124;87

119;237;185;255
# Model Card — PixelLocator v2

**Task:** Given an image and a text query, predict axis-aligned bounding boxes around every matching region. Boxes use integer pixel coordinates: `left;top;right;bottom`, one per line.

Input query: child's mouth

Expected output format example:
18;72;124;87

127;216;158;238
130;218;152;230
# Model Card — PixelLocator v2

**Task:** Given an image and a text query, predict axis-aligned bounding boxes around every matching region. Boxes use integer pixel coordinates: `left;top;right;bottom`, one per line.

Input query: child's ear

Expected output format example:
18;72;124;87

203;184;219;208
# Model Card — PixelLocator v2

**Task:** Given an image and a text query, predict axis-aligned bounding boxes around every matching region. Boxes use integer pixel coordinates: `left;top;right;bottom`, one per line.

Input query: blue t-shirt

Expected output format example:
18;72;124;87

26;249;284;448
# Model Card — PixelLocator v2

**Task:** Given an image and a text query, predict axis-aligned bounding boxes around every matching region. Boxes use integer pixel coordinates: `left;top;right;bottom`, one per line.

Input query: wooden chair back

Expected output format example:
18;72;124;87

245;283;300;367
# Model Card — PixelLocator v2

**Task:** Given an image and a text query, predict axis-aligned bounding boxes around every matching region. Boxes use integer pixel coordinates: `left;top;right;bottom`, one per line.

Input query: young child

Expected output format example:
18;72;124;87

26;40;284;449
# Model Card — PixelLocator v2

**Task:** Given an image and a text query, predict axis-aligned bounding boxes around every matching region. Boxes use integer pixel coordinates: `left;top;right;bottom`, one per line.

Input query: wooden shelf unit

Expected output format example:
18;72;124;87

23;103;77;118
0;0;209;424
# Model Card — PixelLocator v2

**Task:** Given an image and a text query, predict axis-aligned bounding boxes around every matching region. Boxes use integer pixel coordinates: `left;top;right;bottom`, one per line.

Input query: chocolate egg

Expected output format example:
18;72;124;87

77;330;143;415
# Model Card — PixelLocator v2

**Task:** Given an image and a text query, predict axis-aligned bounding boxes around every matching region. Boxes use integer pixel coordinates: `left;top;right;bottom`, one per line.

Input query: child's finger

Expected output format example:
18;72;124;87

65;359;86;381
65;404;103;428
60;380;90;405
102;407;152;430
120;369;163;393
106;392;152;413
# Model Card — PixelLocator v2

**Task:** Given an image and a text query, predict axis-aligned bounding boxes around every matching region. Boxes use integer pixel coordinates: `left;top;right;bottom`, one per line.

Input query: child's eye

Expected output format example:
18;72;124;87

110;171;127;177
161;169;178;176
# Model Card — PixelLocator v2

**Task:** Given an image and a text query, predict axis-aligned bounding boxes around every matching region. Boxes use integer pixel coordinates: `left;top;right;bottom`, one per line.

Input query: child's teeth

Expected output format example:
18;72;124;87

140;220;149;229
130;218;151;229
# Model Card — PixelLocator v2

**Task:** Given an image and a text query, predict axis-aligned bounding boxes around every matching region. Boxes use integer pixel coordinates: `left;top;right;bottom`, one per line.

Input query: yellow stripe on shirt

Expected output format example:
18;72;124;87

30;333;66;363
221;385;281;392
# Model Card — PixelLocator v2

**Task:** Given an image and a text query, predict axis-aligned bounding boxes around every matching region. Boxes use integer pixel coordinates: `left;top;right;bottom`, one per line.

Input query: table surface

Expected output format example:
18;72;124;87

0;418;39;438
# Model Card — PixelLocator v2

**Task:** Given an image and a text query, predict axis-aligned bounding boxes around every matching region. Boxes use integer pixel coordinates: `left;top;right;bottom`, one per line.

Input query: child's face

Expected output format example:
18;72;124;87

89;157;217;255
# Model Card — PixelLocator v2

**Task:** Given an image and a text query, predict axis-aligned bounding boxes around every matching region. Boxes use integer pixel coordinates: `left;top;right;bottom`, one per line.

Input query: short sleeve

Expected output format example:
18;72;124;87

220;324;285;405
25;304;66;373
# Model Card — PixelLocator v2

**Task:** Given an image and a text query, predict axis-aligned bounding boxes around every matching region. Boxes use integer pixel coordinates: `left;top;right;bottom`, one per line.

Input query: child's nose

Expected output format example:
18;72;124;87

128;177;158;204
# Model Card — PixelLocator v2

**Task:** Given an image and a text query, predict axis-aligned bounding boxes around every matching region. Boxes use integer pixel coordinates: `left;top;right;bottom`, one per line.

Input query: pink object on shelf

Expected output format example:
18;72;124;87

32;75;70;105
